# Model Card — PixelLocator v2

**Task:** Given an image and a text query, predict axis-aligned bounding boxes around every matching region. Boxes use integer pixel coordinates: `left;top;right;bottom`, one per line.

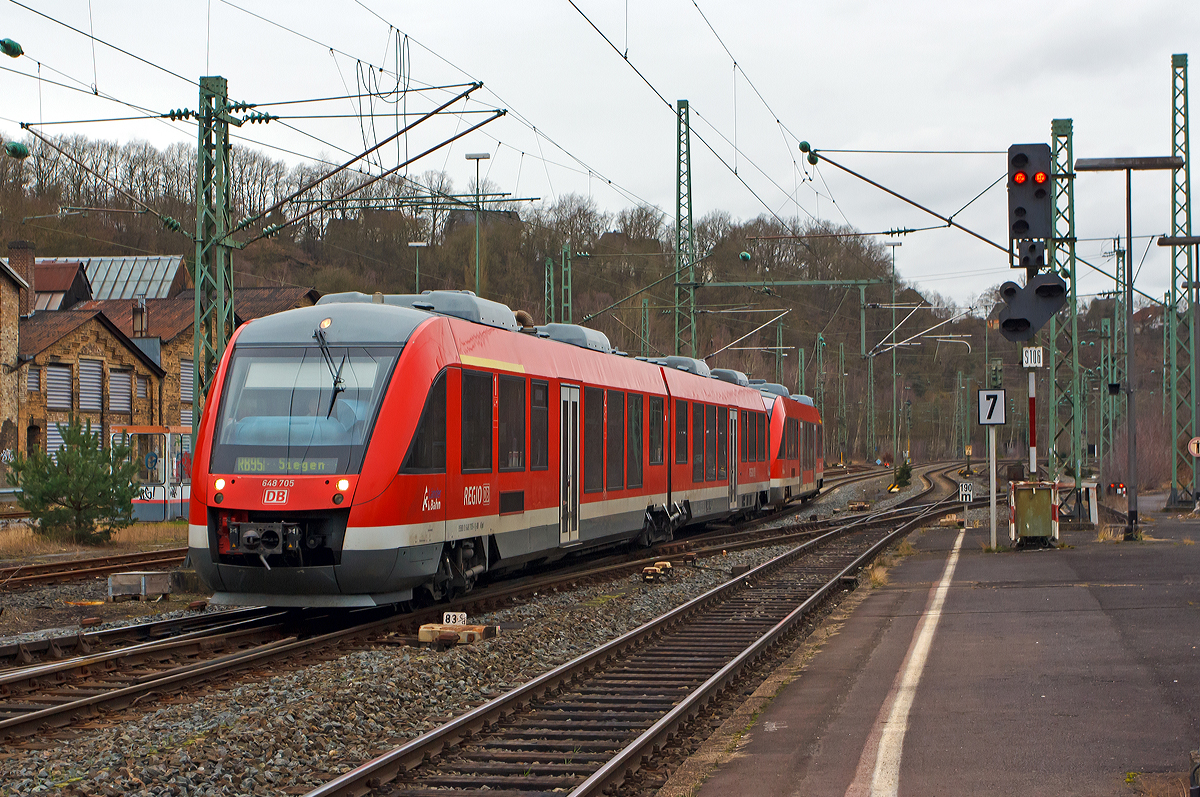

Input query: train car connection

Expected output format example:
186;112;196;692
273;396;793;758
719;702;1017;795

188;290;823;608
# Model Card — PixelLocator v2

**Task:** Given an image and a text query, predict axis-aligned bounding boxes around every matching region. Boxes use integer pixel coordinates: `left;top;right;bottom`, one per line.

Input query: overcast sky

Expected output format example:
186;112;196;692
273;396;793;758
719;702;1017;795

2;0;1197;311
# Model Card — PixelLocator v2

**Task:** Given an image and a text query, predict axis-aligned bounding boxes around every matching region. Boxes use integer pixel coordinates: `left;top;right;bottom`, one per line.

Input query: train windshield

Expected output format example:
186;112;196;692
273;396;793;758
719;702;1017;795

209;346;398;475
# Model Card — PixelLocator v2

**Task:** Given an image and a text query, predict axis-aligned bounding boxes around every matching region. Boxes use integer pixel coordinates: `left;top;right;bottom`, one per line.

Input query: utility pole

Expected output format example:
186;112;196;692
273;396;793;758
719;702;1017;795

886;241;902;467
674;100;697;356
193;76;241;440
641;297;650;356
465;152;490;296
561;245;573;324
1168;53;1194;508
544;257;555;324
838;342;847;464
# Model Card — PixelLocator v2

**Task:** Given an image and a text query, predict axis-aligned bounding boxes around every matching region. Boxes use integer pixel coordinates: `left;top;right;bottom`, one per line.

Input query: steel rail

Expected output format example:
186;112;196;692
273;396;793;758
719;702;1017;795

303;472;956;797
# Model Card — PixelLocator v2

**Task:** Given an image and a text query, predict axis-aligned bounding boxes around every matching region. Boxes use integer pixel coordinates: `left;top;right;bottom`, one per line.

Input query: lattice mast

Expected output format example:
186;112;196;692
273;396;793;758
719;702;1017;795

193;76;238;436
1168;53;1194;506
1048;119;1082;495
674;100;697;356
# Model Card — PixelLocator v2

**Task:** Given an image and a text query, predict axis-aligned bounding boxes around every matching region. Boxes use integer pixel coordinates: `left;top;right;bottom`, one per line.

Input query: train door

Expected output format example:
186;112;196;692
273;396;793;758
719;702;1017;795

728;409;738;510
560;385;580;544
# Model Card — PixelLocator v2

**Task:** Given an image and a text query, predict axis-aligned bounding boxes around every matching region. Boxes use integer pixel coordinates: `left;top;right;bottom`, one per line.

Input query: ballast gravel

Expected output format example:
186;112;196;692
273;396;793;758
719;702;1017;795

0;544;797;797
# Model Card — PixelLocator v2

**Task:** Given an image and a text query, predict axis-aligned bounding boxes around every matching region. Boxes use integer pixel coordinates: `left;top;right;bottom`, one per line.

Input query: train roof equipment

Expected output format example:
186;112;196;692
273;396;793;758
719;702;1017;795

317;289;519;331
711;368;750;387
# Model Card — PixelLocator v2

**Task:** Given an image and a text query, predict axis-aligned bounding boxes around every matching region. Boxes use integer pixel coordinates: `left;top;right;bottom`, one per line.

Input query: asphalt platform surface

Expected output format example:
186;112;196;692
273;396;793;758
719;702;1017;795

692;504;1200;797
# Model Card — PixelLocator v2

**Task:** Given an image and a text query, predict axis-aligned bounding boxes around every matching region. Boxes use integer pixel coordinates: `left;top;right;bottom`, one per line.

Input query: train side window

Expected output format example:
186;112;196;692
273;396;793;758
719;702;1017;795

584;386;605;492
705;404;717;481
759;413;767;461
400;371;446;473
648;396;663;465
692;403;705;482
627;393;643;488
498;375;526;471
606;390;625;490
461;370;494;473
676;400;689;464
530;380;549;471
717;408;728;479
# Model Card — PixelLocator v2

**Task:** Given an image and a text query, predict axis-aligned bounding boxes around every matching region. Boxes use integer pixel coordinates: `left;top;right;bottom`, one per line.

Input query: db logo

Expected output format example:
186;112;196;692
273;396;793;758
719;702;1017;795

263;488;289;505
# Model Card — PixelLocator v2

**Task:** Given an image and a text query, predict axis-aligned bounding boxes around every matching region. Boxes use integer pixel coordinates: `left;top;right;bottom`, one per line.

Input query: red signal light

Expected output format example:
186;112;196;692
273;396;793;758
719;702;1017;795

1013;171;1028;185
1033;171;1048;184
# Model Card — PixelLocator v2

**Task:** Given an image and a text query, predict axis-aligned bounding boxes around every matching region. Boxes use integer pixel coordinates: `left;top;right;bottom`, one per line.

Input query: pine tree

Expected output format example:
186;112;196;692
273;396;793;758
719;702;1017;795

9;416;140;544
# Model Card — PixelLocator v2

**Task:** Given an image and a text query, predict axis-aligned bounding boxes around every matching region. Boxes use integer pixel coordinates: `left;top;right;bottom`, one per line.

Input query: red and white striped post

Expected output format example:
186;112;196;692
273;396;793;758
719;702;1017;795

1028;369;1036;477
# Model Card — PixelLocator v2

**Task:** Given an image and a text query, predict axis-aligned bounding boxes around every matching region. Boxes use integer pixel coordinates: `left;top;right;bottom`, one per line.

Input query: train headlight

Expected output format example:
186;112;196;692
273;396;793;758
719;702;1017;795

214;493;224;504
332;493;344;504
337;479;350;491
215;478;226;490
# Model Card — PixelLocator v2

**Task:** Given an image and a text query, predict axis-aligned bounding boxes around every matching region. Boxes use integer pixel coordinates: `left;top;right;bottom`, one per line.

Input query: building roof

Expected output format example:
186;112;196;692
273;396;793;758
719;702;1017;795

76;286;320;345
81;256;189;300
18;309;166;376
75;297;196;344
34;260;92;311
0;258;32;290
229;286;321;320
36;260;89;292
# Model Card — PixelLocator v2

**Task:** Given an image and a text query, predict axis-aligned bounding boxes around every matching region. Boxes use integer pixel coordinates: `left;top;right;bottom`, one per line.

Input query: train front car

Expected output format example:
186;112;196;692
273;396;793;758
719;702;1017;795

761;385;824;506
188;301;448;607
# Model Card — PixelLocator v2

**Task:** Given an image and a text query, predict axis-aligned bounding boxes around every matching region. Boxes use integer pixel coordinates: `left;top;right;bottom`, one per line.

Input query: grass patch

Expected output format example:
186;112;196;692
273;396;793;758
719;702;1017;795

1182;537;1195;546
865;563;889;588
1096;524;1124;543
0;520;187;560
979;541;1011;553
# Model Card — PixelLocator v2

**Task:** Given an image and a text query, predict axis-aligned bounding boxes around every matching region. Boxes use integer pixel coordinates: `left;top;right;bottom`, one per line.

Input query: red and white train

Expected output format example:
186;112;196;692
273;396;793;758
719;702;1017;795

188;291;823;607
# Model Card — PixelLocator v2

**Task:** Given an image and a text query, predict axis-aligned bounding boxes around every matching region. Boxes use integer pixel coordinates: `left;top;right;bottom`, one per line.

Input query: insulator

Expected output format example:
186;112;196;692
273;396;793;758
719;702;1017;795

0;38;23;58
161;216;182;232
4;141;30;160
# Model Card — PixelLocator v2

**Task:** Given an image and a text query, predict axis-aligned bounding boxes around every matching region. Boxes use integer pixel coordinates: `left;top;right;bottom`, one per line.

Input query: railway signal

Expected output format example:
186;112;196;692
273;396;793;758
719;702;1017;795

996;273;1068;342
1008;143;1053;242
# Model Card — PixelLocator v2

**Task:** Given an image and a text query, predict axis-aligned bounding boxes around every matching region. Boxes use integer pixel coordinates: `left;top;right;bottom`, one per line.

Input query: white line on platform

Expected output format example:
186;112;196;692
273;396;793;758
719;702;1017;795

845;529;966;797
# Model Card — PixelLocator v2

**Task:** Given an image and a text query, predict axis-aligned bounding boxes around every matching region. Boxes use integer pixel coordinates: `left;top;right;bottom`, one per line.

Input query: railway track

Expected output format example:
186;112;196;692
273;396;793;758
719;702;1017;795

0;547;188;588
0;465;888;592
0;463;941;741
304;468;960;796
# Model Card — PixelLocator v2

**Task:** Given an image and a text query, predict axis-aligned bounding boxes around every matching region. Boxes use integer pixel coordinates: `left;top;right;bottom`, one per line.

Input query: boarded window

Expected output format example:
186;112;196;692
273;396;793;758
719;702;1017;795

583;386;604;492
461;370;493;473
46;421;65;459
136;375;148;399
402;371;446;472
606;390;624;490
27;366;40;393
110;370;133;413
180;359;195;405
675;400;688;464
79;359;103;411
692;403;705;483
717;409;728;480
530;380;549;471
46;364;72;409
498;376;526;471
627;393;643;488
648;396;663;466
705;404;717;481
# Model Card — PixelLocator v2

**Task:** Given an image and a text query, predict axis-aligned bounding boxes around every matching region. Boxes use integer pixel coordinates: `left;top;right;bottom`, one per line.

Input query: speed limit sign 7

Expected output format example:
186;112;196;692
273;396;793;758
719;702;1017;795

978;389;1006;425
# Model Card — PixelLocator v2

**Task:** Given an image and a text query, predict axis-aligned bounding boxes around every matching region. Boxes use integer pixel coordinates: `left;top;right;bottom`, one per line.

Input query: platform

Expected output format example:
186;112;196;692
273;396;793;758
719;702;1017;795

683;510;1200;797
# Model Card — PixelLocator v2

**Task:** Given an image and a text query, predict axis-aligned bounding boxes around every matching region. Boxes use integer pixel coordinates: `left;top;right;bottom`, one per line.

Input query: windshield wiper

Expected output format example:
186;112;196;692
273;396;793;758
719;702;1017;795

313;327;346;418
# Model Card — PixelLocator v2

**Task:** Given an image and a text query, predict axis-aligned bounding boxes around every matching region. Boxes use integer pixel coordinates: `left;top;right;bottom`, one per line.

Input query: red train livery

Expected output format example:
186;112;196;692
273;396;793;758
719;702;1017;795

188;291;823;607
